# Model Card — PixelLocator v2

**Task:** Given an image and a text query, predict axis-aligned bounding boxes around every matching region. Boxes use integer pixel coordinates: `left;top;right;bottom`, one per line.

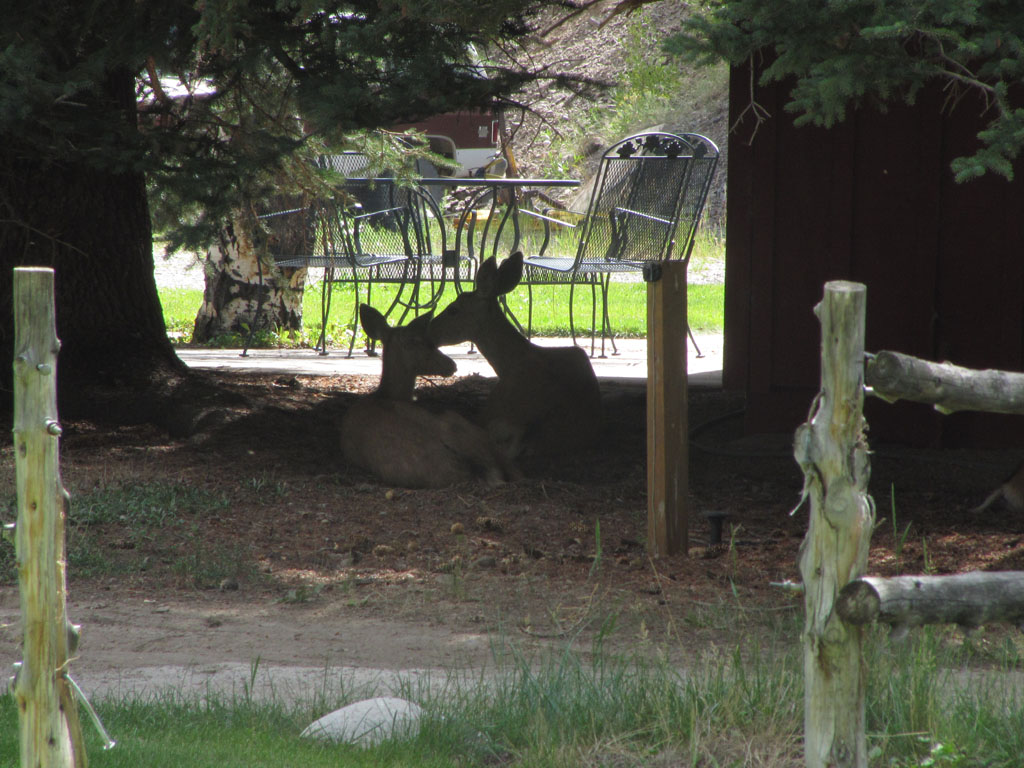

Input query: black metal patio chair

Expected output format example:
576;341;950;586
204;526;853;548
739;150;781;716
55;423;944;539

271;183;469;357
520;131;719;357
343;181;473;333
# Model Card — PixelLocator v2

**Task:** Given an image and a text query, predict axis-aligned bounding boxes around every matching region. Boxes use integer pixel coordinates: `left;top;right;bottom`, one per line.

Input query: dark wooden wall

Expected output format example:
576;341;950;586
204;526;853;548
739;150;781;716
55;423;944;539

724;60;1024;447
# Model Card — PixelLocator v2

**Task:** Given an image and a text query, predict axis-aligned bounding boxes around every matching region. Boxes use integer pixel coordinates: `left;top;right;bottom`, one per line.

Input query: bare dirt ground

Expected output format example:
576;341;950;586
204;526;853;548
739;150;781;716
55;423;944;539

3;369;1023;700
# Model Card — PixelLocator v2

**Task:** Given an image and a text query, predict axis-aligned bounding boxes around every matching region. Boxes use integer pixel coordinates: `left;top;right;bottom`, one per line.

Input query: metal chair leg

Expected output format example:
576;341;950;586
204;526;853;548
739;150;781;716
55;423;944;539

320;267;334;357
600;274;617;357
568;278;581;351
687;322;704;358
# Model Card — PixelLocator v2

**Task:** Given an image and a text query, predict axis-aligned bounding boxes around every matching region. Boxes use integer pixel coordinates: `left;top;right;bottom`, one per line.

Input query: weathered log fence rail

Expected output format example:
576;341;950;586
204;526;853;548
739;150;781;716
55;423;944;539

797;280;1024;768
866;349;1024;415
836;572;1024;641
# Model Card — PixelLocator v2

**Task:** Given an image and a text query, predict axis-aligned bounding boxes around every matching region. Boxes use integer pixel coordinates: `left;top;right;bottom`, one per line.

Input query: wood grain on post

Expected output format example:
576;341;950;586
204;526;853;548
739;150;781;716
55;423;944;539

13;267;85;768
793;281;874;768
646;260;688;557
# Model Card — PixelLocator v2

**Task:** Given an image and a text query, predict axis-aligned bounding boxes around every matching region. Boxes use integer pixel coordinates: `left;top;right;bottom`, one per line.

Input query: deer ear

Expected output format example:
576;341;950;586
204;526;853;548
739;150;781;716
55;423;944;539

495;252;524;295
408;311;433;333
359;304;390;341
475;257;499;298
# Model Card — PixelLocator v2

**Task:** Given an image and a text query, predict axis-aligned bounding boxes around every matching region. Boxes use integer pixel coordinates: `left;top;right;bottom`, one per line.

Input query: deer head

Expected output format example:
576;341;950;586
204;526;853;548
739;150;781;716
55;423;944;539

359;304;455;400
428;253;603;462
429;253;524;349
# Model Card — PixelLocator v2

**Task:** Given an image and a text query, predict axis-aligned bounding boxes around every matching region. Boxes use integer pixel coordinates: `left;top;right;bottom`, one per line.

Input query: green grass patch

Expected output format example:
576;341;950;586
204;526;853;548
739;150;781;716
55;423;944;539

160;276;723;349
54;481;247;586
3;618;1022;766
0;621;800;767
160;287;204;339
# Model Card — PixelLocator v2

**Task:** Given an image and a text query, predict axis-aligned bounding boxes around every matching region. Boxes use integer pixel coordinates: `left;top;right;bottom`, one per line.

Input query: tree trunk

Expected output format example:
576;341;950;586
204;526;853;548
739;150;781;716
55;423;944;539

192;208;307;343
0;155;188;405
0;68;201;427
13;268;87;768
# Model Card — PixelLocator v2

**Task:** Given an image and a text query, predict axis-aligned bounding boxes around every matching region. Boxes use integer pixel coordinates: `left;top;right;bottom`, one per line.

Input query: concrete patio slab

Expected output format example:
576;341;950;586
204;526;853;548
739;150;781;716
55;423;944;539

175;332;723;388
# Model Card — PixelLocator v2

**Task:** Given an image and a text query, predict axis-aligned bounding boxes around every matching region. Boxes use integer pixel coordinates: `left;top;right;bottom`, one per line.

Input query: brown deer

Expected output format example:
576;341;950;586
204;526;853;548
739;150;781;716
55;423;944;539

428;253;603;462
341;304;517;488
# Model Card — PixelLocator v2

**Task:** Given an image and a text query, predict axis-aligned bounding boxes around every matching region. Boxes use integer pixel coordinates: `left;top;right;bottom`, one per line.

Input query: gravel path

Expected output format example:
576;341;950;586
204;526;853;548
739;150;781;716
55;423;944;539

153;247;205;290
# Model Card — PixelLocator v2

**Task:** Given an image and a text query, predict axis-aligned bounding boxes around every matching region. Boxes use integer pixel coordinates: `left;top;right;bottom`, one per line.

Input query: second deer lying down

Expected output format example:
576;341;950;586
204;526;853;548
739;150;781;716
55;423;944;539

429;253;603;461
341;305;517;488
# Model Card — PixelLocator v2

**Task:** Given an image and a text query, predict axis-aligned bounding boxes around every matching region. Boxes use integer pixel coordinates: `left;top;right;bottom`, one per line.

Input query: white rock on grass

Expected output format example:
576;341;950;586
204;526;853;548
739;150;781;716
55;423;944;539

300;696;424;747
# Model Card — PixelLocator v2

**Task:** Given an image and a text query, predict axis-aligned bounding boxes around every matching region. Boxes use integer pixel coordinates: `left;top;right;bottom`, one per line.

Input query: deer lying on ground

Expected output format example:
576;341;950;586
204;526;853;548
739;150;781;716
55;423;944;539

428;253;603;461
341;304;517;488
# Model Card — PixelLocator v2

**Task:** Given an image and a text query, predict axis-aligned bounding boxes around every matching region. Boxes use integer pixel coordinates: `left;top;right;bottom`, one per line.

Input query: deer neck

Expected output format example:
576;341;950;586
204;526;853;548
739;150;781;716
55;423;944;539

473;308;533;378
377;360;416;401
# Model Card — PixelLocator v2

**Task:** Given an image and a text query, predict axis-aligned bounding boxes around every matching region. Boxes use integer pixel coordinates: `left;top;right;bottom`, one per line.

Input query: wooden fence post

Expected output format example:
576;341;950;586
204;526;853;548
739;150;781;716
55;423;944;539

646;260;688;556
13;267;86;768
793;281;874;768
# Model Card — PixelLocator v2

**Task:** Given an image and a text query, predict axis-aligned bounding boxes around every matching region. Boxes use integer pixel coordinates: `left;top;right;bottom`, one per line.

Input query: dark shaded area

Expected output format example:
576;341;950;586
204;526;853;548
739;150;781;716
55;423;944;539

29;372;1024;608
725;60;1024;448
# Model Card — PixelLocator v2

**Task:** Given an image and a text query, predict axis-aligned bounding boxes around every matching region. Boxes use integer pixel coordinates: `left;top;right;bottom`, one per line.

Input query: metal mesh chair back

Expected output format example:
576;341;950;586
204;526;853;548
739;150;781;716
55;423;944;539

318;151;371;176
295;184;443;269
349;183;446;268
260;198;317;262
574;132;719;268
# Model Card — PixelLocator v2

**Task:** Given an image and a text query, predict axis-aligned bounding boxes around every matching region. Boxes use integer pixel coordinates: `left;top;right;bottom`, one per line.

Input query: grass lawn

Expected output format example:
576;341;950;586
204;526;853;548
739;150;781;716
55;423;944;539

3;620;1023;766
161;279;723;348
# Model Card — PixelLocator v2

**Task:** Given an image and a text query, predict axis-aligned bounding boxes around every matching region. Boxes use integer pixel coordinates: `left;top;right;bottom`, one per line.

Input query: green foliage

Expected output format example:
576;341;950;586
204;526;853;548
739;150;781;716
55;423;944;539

536;10;726;181
666;0;1024;180
1;0;595;250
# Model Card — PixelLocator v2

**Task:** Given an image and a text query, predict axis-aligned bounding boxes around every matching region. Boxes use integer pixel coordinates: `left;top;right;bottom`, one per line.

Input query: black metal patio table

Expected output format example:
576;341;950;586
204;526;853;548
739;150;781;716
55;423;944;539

357;176;582;267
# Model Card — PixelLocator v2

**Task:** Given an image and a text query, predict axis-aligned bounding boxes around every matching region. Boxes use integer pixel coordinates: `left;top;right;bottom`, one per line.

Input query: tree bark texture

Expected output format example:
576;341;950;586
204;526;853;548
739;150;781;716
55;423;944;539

794;281;875;768
837;572;1024;638
866;350;1024;415
192;209;306;343
0;68;186;418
